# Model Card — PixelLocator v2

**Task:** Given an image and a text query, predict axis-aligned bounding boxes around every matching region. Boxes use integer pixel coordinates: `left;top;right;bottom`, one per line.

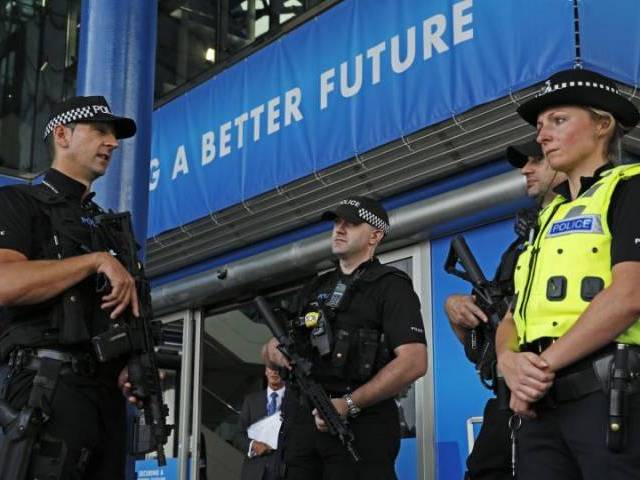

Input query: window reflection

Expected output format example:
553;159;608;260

155;0;329;101
0;0;79;176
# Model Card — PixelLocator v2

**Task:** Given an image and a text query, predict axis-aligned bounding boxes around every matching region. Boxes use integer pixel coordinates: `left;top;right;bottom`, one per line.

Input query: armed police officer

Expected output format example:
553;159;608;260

496;68;640;479
264;196;428;480
0;96;141;479
445;139;564;480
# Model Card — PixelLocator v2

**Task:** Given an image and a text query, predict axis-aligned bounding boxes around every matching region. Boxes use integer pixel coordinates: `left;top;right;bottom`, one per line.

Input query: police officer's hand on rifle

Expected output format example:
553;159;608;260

312;399;348;432
93;251;140;319
117;363;166;407
262;337;292;370
445;294;489;328
445;294;489;342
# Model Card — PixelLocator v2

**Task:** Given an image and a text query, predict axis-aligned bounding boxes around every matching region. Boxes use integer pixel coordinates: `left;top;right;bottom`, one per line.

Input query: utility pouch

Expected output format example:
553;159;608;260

57;289;91;345
354;329;379;382
375;333;391;370
331;329;350;368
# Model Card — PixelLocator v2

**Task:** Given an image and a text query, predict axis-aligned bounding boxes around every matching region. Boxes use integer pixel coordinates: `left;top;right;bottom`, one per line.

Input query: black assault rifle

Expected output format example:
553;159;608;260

254;296;360;462
445;235;510;400
92;212;172;465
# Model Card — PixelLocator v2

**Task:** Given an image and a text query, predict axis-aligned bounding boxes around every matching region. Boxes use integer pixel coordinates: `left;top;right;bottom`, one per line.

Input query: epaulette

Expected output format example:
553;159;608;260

12;183;66;205
359;262;411;283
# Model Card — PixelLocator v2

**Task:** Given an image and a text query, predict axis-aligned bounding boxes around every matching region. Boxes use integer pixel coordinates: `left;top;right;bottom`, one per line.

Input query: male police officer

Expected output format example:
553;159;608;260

445;139;564;479
264;196;428;479
0;96;139;478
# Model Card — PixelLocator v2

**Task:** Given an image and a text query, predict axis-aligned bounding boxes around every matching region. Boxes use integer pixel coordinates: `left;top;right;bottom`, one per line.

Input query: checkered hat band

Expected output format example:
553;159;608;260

43;106;104;139
538;80;620;98
358;208;390;234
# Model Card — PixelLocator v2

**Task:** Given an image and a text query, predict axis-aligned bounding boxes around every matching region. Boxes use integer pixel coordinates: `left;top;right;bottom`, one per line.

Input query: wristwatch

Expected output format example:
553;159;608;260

343;393;361;417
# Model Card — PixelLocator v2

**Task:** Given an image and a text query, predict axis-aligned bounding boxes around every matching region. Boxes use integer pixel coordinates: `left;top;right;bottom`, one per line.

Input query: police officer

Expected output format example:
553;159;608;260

0;96;141;478
264;196;428;479
496;68;640;479
445;139;564;480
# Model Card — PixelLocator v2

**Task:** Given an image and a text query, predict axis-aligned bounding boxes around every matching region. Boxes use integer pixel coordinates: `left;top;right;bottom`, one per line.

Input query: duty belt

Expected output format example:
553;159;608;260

521;341;640;405
8;348;97;377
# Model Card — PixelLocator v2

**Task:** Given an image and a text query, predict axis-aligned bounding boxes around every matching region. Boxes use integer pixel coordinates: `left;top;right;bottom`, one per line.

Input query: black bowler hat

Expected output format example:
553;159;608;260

43;95;137;141
322;196;390;235
517;68;640;130
506;139;543;168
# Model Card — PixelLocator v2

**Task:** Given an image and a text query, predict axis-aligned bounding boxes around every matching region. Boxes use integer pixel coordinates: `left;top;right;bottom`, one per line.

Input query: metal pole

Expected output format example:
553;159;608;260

178;310;195;480
76;0;157;254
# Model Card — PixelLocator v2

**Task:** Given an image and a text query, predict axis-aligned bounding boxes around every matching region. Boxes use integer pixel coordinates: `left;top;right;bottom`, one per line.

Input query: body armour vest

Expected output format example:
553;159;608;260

513;164;640;346
0;184;107;359
294;258;410;390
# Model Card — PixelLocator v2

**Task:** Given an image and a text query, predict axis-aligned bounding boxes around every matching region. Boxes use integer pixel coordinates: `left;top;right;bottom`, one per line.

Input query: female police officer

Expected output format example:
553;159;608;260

496;68;640;479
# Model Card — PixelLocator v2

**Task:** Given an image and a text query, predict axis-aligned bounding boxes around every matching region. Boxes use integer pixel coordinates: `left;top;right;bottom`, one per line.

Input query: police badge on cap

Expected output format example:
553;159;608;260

43;96;137;141
517;68;640;130
322;196;391;236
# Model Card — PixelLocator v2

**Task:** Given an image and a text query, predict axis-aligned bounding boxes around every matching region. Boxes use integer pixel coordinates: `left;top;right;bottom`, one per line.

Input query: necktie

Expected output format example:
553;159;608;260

267;392;278;416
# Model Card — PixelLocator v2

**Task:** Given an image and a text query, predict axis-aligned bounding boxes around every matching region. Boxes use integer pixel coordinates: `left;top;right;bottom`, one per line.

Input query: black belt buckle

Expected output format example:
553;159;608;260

71;353;96;377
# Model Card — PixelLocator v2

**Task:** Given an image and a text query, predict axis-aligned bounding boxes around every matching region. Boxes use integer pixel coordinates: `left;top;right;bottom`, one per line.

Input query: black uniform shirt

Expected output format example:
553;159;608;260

330;259;426;350
0;168;94;258
552;163;640;266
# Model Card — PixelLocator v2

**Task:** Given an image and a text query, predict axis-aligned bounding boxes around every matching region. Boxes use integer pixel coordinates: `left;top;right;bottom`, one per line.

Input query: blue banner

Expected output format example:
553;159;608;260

579;0;640;86
148;0;574;237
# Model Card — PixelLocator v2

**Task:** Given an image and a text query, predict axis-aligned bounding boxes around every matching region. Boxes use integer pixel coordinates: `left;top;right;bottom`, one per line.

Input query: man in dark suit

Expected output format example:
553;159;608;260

239;365;287;480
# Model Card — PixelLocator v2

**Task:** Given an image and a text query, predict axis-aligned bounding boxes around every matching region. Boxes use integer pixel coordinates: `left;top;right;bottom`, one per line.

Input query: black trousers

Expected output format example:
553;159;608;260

516;390;640;480
466;398;512;480
3;368;126;480
283;398;401;480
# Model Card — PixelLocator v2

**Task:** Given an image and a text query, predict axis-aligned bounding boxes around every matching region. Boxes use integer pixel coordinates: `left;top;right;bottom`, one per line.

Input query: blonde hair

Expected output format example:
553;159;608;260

587;108;624;165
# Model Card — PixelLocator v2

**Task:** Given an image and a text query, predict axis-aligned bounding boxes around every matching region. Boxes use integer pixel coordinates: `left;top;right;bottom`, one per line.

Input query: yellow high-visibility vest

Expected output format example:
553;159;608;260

513;164;640;345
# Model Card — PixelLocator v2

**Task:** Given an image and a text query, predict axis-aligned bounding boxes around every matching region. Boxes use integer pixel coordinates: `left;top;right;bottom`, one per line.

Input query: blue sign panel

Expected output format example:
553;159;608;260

135;458;181;480
148;0;574;237
579;0;640;86
430;219;514;479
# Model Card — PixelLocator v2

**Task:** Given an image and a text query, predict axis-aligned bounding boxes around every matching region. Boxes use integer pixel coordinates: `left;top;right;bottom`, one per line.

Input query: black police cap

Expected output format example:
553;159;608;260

322;196;390;235
44;95;137;141
506;139;543;168
517;68;639;130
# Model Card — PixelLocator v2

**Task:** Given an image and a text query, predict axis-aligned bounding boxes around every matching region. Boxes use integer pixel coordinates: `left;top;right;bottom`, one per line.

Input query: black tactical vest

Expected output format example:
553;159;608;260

294;258;411;391
0;184;108;359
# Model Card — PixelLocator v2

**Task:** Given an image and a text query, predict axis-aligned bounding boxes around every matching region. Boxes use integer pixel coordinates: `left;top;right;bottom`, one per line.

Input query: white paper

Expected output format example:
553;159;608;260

247;413;283;450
